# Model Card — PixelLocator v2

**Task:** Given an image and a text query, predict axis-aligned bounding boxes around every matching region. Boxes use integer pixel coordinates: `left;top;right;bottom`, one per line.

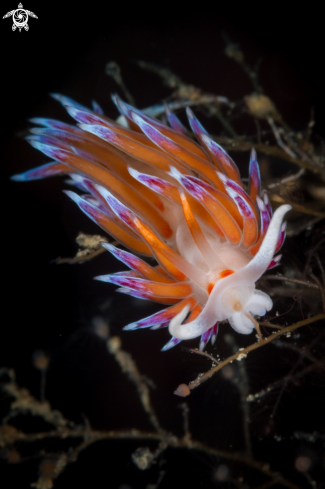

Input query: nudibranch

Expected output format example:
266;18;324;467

12;94;291;351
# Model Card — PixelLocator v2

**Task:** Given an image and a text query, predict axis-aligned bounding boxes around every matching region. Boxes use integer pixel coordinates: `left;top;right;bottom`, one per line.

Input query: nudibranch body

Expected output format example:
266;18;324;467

13;94;291;351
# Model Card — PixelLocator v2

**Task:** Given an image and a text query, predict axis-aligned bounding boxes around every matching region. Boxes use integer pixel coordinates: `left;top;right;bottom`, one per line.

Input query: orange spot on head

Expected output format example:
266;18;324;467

219;269;234;279
207;269;235;295
207;282;215;294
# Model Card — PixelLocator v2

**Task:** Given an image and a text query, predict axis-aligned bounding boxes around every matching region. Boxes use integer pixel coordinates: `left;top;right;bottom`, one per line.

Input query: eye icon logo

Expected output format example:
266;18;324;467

3;3;38;31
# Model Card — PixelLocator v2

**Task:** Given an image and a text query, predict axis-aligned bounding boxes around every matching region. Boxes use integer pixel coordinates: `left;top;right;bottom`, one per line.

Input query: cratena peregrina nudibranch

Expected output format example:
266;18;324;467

12;94;291;351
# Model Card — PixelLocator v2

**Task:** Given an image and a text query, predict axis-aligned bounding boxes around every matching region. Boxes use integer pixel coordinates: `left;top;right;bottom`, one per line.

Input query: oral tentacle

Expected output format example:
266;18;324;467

238;204;291;282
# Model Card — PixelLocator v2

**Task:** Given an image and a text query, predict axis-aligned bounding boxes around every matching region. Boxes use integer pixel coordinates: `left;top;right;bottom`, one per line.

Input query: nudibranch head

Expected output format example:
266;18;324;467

13;94;291;351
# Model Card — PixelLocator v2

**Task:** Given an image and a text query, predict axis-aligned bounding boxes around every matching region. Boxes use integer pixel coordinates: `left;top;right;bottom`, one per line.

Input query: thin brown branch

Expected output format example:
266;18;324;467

107;337;164;433
267;168;305;189
0;358;309;489
270;194;325;218
137;60;238;137
207;103;238;138
55;247;107;264
182;347;219;364
223;335;252;457
105;61;136;106
267;116;297;158
0;369;71;430
222;32;263;94
237;361;252;458
269;355;304;420
281;130;317;167
183;314;325;392
262;275;319;290
254;478;288;489
4;427;300;489
286;216;324;237
259;321;283;330
178;403;191;442
213;137;325;179
55;234;117;265
310;273;325;314
303;238;325;277
315;253;325;289
247;361;324;404
274;339;322;365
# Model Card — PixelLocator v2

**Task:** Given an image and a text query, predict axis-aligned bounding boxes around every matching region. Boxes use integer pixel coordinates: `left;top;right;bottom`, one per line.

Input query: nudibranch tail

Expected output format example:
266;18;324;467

14;94;291;351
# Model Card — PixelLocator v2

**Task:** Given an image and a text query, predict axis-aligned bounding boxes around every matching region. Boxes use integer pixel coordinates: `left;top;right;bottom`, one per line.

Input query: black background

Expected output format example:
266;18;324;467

1;3;325;488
